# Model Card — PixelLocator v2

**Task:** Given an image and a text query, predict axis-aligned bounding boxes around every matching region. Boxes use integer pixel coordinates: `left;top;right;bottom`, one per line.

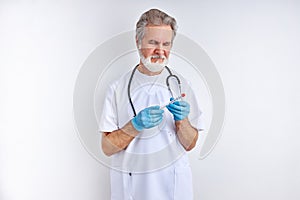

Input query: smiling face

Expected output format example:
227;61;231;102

137;25;173;75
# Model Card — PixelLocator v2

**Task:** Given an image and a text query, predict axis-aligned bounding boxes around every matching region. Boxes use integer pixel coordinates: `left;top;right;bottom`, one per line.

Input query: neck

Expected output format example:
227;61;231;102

137;62;163;76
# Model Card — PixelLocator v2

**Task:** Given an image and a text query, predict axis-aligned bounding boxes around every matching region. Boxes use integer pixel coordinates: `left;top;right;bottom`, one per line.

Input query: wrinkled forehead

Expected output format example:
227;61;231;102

143;25;173;42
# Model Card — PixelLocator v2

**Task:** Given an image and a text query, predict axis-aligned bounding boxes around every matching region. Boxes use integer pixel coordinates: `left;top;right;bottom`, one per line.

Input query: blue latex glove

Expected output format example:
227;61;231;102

166;98;190;121
131;105;164;131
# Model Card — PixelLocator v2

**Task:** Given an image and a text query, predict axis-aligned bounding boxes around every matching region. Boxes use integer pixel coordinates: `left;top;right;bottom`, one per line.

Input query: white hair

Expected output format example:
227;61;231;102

136;8;178;46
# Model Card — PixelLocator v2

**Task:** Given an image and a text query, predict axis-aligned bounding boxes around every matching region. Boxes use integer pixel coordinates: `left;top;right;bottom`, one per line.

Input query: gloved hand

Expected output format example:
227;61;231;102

166;98;190;121
131;105;164;131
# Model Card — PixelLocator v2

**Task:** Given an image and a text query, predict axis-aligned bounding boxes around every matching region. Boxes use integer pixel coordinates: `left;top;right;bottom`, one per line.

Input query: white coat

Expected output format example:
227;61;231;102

99;67;204;200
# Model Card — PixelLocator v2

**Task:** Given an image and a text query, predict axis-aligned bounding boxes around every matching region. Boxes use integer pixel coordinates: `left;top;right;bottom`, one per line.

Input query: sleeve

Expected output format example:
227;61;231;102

188;89;205;132
98;83;119;133
184;79;205;132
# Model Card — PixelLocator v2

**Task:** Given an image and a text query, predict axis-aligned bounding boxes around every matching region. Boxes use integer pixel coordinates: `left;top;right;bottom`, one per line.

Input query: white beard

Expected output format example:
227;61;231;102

139;52;169;73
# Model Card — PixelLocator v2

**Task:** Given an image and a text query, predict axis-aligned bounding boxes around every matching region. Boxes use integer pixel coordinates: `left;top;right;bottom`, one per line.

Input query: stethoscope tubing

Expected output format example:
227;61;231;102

127;64;182;117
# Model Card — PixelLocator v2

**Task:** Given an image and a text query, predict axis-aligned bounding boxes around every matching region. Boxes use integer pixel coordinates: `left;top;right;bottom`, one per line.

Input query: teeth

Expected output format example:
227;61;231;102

152;55;163;59
150;55;166;63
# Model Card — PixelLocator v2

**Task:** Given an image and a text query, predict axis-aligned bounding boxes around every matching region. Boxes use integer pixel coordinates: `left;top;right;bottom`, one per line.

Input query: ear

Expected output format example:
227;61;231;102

135;37;141;49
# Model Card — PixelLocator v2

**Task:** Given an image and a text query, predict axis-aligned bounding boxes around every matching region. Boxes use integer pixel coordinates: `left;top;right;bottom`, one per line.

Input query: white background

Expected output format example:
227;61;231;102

1;0;299;199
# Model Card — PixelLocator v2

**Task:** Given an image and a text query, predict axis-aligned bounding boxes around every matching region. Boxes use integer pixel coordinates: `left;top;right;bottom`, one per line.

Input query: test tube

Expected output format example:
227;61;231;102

160;93;186;109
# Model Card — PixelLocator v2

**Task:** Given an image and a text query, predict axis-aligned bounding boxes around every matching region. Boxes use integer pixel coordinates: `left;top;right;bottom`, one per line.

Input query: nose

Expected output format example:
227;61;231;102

154;44;164;55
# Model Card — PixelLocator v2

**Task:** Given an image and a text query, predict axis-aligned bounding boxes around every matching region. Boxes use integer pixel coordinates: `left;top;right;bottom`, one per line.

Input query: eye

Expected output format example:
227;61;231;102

163;42;171;46
148;40;159;45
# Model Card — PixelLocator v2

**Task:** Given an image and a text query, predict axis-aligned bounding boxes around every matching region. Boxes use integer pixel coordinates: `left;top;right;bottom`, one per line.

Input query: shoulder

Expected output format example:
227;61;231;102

108;69;133;89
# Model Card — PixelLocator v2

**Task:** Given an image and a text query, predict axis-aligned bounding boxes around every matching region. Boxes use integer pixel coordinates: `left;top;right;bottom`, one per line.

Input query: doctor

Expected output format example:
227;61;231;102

99;8;204;200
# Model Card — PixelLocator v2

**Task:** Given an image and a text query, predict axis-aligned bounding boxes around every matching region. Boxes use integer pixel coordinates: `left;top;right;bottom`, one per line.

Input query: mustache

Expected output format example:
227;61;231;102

151;55;166;59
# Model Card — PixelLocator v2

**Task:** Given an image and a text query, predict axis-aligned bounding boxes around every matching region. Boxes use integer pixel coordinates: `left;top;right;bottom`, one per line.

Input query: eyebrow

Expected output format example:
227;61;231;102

148;39;159;44
148;40;171;45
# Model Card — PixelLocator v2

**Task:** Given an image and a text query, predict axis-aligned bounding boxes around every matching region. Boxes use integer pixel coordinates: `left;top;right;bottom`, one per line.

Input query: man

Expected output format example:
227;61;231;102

99;8;204;200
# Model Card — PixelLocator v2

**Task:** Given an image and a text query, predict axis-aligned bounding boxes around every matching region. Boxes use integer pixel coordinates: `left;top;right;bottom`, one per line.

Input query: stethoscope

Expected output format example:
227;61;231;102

127;64;182;117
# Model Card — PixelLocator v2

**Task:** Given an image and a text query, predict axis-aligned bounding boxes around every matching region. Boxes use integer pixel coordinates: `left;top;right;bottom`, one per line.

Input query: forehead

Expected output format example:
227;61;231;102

143;25;173;41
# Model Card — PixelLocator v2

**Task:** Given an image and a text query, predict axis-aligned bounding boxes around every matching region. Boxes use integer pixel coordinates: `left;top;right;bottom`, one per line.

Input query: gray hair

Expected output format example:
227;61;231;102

136;8;178;46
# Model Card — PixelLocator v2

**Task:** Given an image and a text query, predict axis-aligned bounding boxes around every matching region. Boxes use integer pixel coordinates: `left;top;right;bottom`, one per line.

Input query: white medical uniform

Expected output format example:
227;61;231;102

99;67;204;200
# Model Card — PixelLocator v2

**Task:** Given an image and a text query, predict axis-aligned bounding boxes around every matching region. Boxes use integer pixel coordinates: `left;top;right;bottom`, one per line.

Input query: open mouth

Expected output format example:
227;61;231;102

151;57;164;63
151;55;165;63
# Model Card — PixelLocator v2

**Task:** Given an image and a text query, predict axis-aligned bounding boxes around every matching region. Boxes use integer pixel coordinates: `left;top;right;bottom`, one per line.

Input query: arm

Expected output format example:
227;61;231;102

166;99;200;151
175;118;198;151
101;121;139;156
102;105;164;156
